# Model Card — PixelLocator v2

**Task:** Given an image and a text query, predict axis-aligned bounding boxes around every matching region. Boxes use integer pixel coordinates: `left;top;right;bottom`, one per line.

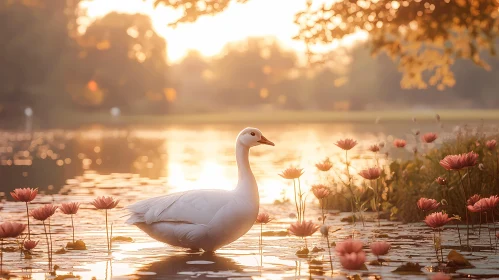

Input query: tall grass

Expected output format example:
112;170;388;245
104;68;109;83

323;125;499;223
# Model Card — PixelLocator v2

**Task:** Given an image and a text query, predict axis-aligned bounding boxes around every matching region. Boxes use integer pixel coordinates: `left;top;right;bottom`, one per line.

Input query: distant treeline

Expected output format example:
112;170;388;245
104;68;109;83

1;0;499;124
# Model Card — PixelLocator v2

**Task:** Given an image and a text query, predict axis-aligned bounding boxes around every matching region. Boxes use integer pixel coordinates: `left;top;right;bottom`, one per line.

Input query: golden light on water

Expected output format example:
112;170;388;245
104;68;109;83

80;0;368;62
154;126;383;204
0;123;472;278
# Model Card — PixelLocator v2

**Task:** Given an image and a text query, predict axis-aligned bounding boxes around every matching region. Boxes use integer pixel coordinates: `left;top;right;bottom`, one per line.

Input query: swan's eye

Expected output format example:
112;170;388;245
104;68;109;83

250;132;255;136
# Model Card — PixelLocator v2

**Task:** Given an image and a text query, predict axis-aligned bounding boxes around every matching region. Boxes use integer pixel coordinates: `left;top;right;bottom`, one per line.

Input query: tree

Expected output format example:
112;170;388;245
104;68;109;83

68;12;169;113
209;37;297;109
153;0;499;90
0;0;81;118
152;0;248;26
169;50;215;112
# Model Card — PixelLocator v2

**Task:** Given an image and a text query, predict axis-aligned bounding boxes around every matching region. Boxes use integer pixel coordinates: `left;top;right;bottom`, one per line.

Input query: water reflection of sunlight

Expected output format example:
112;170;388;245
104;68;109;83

159;125;391;204
198;160;232;190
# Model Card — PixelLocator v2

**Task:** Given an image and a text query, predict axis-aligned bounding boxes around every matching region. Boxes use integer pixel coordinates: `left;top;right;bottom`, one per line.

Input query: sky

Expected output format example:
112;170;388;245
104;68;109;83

80;0;367;63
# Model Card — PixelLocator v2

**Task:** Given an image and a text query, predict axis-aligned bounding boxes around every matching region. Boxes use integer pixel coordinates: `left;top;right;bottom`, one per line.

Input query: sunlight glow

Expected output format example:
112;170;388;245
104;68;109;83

80;0;367;63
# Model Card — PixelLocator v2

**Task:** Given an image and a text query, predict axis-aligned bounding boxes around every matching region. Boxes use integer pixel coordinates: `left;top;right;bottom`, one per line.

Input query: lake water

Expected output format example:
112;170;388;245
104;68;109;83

1;121;498;279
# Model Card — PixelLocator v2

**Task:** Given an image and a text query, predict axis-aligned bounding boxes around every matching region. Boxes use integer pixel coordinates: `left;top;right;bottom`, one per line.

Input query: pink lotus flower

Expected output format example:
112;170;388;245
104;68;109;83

0;222;26;238
422;133;438;143
467;200;486;213
339;251;366;270
424;212;452;228
393;139;407;148
60;202;80;215
278;167;304;179
358;167;381;180
30;204;58;221
255;212;272;224
439;152;479;170
335;239;363;256
315;158;332;171
417;198;440;211
23;240;38;250
90;196;119;210
467;194;481;206
10;188;37;202
335;139;357;150
486;140;497;150
311;184;330;199
370;241;391;256
476;195;499;211
91;196;119;252
288;221;319;237
368;145;380;152
435;177;447;185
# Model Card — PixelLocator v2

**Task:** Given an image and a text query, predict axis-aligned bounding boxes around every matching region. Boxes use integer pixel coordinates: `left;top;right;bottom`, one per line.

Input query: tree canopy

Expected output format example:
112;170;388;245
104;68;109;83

152;0;248;26
67;12;169;113
154;0;499;90
0;0;81;117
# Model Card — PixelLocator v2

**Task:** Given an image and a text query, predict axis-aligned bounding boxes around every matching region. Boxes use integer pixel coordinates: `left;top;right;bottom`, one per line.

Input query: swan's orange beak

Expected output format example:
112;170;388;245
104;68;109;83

258;135;275;146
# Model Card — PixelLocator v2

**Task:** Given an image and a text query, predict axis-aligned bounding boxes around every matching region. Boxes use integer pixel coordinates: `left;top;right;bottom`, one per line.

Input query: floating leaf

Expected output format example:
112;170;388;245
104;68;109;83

55;248;67;254
447;250;474;268
311;246;325;253
296;247;309;257
66;240;87;250
393;262;424;274
2;246;18;252
111;236;134;243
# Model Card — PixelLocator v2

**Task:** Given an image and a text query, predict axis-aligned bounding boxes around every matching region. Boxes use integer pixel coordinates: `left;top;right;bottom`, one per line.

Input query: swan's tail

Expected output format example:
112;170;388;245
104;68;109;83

123;197;159;224
124;213;145;225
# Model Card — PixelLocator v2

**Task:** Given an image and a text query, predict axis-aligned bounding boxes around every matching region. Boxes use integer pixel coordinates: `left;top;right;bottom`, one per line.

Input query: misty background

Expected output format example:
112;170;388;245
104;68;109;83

2;0;499;128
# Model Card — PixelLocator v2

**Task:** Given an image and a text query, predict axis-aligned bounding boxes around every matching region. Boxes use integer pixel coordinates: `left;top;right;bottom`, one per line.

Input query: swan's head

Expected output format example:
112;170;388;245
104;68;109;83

237;127;275;147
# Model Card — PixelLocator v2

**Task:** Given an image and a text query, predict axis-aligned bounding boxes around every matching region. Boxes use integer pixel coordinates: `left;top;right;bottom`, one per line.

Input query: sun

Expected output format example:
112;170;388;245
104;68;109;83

80;0;367;63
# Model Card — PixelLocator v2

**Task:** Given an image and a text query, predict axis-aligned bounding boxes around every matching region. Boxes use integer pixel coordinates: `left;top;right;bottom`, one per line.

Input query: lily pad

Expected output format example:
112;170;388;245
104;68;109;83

311;247;325;253
296;247;309;257
66;240;87;250
456;268;499;277
2;246;18;252
111;236;134;243
447;250;474;268
392;262;424;274
340;215;359;223
55;248;67;254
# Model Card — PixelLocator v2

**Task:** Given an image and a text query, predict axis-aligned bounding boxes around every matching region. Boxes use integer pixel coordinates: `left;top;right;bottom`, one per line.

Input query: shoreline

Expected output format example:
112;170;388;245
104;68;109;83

2;109;498;129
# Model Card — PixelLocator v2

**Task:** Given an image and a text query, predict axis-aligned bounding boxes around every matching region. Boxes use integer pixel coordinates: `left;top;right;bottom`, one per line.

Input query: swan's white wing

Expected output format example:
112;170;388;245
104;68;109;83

125;189;233;225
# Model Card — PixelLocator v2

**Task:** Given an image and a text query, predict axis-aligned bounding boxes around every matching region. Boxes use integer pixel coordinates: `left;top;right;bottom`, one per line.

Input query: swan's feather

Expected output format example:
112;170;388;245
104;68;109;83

125;189;234;225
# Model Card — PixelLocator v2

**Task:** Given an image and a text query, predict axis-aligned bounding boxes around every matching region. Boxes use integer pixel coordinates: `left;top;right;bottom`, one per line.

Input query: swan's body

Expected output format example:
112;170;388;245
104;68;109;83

125;127;274;251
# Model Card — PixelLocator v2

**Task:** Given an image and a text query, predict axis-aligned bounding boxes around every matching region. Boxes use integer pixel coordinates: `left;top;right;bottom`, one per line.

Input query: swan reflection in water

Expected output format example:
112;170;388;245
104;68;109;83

135;253;244;279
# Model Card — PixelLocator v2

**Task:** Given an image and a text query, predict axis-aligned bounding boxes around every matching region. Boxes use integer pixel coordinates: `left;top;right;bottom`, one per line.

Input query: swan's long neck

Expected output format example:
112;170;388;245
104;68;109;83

235;142;258;200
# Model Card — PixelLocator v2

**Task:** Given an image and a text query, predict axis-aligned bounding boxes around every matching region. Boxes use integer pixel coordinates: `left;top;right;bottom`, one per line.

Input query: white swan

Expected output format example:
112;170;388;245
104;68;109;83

125;127;274;252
